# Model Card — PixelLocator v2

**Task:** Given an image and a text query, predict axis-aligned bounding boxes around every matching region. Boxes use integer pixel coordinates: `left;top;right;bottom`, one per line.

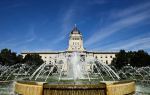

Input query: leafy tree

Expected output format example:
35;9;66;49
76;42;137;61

0;48;22;66
111;50;128;70
0;48;44;67
22;54;44;66
16;54;23;63
111;50;150;70
130;50;150;67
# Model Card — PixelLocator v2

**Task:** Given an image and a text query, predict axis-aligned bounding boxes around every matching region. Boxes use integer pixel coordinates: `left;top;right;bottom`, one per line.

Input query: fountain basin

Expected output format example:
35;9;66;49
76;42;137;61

14;80;135;95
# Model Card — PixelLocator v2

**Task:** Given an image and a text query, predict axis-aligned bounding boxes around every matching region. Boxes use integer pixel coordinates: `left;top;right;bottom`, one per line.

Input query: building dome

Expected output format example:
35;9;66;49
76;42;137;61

71;24;81;34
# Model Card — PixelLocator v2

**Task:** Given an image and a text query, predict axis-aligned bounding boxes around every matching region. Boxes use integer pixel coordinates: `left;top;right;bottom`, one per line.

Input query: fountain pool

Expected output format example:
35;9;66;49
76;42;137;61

0;52;136;95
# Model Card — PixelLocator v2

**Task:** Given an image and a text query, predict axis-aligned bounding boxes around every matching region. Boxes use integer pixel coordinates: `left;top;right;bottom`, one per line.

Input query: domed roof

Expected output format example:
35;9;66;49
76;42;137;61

71;24;81;34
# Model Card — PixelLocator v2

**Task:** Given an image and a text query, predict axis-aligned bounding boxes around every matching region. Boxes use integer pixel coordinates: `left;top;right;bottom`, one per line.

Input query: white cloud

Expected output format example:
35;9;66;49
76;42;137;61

111;36;150;50
93;33;150;51
112;3;150;18
85;2;150;47
88;32;150;52
0;26;36;49
52;4;77;44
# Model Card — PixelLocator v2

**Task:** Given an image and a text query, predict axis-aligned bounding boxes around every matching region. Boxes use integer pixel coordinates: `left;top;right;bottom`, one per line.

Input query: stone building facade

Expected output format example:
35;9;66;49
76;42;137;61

21;25;117;65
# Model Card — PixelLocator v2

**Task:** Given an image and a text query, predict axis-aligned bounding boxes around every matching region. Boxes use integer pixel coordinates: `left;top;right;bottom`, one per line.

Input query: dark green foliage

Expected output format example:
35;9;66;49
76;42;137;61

0;48;44;66
22;54;44;66
0;48;23;66
111;50;150;70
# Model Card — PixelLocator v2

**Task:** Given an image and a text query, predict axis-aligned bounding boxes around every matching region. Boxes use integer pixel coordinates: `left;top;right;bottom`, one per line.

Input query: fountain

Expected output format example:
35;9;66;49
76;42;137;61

117;66;150;94
27;52;121;84
0;52;136;95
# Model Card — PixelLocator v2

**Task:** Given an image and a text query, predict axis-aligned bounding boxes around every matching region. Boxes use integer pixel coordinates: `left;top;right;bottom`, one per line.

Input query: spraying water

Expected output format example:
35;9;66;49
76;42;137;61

0;52;121;83
67;52;84;80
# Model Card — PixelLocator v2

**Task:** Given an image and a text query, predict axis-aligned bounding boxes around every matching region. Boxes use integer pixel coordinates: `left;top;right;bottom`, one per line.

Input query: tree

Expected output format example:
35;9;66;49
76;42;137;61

111;50;128;70
0;48;24;66
22;54;44;66
111;49;150;70
0;48;18;65
130;50;150;67
0;48;43;66
16;54;23;63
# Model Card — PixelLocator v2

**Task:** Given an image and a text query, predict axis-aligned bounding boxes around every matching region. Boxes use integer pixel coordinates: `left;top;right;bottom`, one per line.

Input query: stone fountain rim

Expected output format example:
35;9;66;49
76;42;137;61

16;80;135;86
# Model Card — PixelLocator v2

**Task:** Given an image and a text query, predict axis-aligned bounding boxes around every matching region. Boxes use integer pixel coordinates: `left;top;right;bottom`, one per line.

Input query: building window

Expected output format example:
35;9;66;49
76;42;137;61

110;56;112;58
101;56;103;58
95;56;98;59
45;57;47;58
106;60;108;64
105;56;107;58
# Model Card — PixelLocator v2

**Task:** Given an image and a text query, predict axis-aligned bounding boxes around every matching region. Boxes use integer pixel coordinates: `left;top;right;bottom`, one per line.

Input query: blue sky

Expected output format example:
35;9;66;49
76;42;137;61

0;0;150;53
